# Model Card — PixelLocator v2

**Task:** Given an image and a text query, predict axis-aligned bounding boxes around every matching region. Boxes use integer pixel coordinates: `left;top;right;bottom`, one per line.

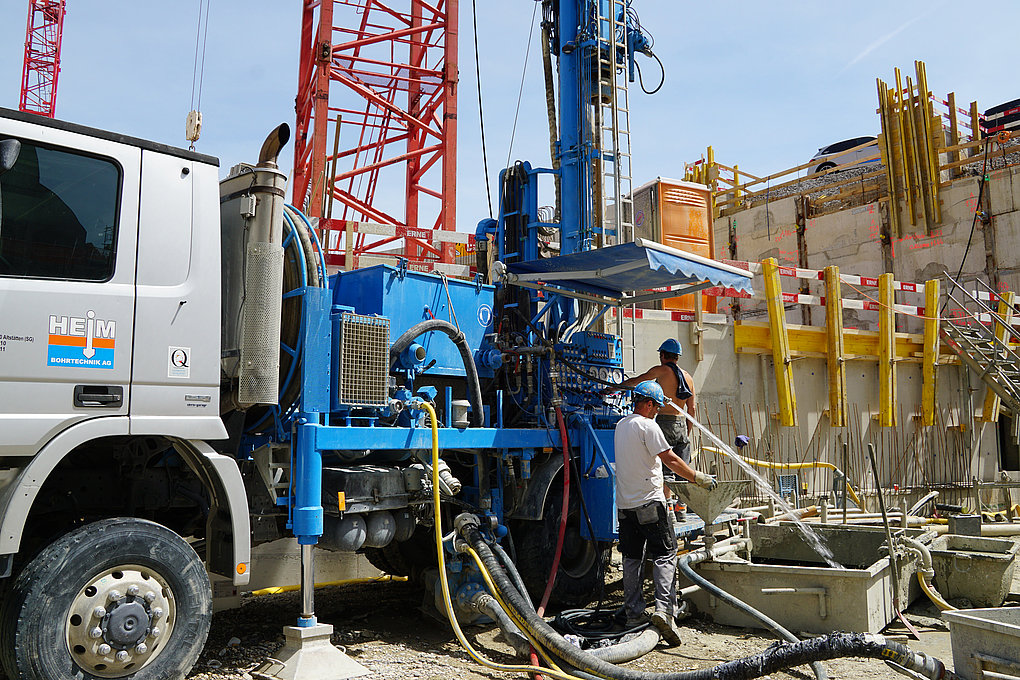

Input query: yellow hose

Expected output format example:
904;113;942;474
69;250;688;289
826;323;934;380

703;446;862;507
250;575;406;597
421;401;584;680
917;572;956;612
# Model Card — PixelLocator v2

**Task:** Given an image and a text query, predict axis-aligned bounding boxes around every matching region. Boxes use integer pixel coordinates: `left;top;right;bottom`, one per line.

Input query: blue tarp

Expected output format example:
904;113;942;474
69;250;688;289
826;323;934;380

504;238;753;304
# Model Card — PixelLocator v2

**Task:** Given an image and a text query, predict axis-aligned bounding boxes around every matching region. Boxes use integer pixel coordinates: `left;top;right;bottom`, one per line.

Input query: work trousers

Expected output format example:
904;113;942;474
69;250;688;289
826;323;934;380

618;501;678;620
656;415;690;463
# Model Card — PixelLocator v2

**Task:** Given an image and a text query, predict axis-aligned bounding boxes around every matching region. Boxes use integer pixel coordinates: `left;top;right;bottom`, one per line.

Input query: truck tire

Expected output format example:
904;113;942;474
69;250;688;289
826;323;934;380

513;488;610;608
0;518;211;680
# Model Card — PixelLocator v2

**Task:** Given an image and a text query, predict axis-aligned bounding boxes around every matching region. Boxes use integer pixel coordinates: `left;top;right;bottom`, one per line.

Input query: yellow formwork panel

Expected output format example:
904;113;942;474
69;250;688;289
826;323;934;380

922;279;939;427
824;266;848;427
734;322;928;361
879;273;896;427
763;258;797;427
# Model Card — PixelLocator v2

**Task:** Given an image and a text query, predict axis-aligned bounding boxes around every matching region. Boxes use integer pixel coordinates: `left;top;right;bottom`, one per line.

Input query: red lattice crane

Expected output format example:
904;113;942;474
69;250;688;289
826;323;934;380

293;0;461;274
19;0;67;118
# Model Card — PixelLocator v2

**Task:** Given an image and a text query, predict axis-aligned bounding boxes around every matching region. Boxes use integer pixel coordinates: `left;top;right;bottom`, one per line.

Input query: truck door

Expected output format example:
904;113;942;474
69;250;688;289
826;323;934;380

0;117;139;456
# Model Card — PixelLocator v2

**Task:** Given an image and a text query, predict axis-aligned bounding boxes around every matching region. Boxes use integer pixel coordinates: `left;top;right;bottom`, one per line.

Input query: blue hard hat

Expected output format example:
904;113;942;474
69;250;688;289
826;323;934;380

658;338;682;356
633;380;666;406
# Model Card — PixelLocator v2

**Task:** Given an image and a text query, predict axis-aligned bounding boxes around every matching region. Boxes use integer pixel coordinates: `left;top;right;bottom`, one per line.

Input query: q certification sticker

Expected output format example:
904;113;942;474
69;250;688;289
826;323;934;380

168;346;191;379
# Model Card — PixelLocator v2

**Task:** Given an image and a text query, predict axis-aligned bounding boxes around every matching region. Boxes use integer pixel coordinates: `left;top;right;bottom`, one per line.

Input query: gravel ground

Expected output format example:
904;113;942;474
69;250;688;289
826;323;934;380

183;551;971;680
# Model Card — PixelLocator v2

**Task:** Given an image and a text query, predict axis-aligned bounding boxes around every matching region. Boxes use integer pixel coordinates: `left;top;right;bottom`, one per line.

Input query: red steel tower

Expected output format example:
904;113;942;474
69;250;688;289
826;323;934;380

293;0;461;272
19;0;67;118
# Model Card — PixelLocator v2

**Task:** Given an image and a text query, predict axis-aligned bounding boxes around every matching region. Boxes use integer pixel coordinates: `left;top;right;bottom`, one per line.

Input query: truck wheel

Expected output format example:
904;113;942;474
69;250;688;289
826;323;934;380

514;489;610;608
0;518;211;680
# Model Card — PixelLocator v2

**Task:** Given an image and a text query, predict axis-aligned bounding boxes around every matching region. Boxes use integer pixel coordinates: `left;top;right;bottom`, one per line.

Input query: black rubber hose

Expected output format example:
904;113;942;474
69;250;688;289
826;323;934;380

389;318;484;427
676;555;827;680
462;524;957;680
587;628;660;664
492;541;535;612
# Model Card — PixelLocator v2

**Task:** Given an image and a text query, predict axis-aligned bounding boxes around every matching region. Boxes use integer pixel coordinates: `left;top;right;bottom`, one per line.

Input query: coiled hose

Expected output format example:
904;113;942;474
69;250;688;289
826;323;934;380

676;551;827;680
461;522;959;680
390;319;484;426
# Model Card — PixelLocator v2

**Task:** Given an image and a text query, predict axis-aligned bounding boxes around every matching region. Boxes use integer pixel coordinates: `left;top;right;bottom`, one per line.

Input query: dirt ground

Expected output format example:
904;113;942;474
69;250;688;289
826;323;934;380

187;551;975;680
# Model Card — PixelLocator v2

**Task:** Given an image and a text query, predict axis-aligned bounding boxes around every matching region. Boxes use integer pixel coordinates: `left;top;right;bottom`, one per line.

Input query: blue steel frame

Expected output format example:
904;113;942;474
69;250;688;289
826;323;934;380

286;1;656;550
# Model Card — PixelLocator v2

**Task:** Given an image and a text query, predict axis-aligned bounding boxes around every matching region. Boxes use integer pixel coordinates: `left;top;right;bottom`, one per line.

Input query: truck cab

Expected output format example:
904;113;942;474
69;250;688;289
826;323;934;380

0;108;250;679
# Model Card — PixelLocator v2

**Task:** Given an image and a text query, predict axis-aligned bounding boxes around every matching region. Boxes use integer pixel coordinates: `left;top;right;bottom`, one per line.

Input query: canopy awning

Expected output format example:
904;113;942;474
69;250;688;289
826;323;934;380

501;238;754;306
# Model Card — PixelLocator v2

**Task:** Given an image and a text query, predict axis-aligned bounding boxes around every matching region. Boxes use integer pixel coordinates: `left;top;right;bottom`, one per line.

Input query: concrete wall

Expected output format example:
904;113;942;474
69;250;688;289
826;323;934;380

615;314;999;505
674;164;1020;500
715;166;1020;335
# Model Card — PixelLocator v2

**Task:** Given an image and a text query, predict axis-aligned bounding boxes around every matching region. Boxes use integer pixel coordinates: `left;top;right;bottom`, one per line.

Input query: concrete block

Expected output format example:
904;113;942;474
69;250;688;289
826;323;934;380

949;514;982;536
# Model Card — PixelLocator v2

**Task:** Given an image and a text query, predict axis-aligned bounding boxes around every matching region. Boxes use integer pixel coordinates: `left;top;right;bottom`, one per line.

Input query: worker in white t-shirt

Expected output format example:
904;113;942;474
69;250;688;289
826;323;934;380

614;380;717;645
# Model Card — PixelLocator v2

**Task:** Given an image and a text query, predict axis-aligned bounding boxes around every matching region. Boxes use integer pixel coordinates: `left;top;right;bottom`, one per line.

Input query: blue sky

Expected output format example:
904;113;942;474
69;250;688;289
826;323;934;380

1;1;1017;232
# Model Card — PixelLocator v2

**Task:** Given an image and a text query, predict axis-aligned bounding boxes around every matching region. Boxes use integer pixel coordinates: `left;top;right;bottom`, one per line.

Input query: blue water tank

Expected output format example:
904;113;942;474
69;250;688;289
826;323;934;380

331;265;497;378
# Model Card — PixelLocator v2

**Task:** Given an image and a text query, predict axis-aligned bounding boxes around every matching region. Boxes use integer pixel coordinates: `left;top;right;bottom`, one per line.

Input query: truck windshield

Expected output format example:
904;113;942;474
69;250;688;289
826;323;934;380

0;139;120;281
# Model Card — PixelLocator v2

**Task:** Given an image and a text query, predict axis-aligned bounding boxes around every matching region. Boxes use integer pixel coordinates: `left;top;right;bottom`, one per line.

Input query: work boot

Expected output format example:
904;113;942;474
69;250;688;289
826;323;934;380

650;610;683;646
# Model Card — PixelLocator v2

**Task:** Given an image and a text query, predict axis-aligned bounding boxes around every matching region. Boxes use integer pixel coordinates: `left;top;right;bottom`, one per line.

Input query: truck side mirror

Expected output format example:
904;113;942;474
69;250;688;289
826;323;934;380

0;139;21;175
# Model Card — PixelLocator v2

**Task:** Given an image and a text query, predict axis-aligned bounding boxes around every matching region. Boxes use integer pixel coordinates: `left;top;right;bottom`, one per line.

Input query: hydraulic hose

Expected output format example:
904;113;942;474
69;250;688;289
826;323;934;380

676;550;828;680
461;522;958;680
492;541;535;611
423;400;586;680
898;536;956;612
391;319;484;426
532;405;571;679
473;591;533;657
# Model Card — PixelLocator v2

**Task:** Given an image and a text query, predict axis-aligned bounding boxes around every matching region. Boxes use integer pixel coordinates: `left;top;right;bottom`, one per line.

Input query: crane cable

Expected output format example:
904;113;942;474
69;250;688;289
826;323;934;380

187;0;212;147
470;0;494;217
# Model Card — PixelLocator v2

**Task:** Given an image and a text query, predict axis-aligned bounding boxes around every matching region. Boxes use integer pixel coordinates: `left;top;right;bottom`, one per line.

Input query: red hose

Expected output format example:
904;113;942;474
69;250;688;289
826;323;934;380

531;405;571;678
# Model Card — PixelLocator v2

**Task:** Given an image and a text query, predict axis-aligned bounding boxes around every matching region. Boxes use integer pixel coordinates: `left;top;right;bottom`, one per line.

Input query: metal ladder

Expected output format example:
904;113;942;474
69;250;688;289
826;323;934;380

940;275;1020;416
594;0;638;370
594;0;634;248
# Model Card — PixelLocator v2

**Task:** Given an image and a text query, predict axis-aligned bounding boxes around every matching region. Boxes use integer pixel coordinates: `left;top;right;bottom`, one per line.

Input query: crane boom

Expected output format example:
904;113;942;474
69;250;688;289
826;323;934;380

19;0;67;118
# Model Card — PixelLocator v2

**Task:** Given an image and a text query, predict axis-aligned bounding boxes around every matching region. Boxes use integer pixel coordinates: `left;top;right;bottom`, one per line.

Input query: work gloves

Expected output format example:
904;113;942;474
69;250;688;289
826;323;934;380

694;471;718;491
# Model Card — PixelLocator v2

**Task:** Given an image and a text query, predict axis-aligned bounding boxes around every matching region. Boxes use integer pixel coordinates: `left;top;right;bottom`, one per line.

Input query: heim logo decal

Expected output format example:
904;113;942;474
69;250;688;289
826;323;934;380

47;311;116;369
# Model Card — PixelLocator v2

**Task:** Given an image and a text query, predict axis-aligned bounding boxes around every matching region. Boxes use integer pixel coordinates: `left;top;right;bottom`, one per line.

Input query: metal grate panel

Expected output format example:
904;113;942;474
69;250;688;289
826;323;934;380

239;242;284;405
337;313;389;407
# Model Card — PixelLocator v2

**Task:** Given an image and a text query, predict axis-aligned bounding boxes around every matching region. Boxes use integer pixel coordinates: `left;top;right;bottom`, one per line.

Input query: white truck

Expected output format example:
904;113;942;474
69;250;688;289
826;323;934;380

0;107;311;679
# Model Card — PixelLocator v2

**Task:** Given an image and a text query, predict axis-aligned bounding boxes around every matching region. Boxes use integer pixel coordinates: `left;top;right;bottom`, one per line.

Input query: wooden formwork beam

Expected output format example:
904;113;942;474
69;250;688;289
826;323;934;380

877;79;901;239
922;279;940;427
824;266;848;427
879;273;897;427
983;291;1015;422
948;92;961;179
763;258;797;427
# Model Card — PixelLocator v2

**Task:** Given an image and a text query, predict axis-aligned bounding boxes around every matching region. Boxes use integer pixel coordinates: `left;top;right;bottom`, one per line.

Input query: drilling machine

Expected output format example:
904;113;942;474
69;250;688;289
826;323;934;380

0;2;751;679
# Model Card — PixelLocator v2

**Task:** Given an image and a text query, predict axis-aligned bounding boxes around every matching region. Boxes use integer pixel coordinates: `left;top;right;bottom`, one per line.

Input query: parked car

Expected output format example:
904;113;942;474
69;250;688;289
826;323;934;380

982;98;1020;137
808;135;879;175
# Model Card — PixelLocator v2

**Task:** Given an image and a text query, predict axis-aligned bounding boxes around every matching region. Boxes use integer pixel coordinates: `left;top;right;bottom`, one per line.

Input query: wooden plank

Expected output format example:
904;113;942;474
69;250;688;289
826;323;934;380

879;273;896;426
922;279;939;426
948;91;961;179
825;266;848;427
940;138;984;155
734;321;939;362
763;258;797;427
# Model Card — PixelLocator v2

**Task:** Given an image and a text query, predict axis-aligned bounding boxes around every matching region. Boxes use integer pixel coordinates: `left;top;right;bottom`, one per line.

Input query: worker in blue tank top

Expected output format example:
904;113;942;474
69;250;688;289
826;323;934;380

608;338;696;463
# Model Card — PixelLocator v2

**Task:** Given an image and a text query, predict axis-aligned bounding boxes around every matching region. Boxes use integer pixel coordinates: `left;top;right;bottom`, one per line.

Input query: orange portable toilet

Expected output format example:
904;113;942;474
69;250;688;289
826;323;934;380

631;177;716;312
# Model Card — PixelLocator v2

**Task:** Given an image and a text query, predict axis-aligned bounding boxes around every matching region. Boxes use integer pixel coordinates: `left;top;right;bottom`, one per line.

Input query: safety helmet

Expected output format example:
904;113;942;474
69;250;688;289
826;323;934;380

658;338;682;356
633;380;666;406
